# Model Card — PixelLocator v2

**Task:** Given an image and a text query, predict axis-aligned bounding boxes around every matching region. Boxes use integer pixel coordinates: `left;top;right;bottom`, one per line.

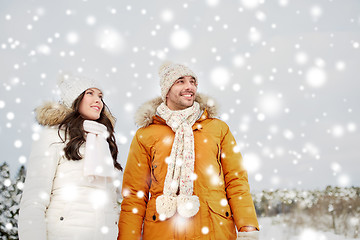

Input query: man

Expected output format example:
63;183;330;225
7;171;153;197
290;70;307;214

118;62;259;239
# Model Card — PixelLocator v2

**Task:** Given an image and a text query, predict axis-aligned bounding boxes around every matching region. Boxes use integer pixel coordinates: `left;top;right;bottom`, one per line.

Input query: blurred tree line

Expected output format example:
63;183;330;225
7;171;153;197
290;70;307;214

0;163;25;240
253;186;360;238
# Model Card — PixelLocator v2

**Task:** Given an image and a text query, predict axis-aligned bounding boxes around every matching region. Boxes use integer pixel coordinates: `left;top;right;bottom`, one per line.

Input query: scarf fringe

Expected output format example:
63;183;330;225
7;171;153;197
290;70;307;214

177;194;200;218
155;194;200;219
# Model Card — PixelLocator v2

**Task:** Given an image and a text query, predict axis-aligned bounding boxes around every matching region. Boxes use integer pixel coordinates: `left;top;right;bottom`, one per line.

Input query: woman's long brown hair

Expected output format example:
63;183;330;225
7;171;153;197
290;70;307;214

58;91;122;171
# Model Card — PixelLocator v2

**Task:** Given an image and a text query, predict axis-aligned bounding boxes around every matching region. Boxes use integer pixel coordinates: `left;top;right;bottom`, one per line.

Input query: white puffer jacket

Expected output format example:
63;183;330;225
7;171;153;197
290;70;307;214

18;102;120;240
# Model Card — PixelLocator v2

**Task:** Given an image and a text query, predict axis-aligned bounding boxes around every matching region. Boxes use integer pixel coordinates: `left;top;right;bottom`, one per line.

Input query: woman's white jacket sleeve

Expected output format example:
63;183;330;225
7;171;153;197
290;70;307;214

18;127;61;240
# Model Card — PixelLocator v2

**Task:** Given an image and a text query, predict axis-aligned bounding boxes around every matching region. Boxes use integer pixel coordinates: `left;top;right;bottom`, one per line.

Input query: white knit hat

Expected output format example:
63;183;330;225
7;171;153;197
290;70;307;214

159;61;198;102
58;74;102;108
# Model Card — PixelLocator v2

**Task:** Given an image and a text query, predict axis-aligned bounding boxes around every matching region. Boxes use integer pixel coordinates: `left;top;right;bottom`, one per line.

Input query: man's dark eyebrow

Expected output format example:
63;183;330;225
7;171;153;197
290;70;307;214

177;76;195;80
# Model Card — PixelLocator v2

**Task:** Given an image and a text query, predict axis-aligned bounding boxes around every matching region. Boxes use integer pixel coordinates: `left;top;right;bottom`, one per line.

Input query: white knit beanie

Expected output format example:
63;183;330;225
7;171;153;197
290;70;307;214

58;74;102;108
159;61;198;102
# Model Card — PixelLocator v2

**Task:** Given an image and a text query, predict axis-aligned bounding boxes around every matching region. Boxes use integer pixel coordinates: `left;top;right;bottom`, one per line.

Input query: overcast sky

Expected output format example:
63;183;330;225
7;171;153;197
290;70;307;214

1;0;359;191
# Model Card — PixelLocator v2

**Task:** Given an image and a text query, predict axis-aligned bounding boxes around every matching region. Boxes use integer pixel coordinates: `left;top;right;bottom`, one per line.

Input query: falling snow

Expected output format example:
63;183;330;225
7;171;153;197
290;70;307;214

1;0;360;239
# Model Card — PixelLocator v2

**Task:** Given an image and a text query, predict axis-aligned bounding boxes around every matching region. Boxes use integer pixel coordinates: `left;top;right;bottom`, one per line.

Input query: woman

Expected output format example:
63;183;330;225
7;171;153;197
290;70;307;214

18;74;122;240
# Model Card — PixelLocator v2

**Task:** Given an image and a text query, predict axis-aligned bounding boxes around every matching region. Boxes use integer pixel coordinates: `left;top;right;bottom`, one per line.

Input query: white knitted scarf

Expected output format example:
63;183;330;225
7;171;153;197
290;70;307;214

155;102;201;219
83;120;115;179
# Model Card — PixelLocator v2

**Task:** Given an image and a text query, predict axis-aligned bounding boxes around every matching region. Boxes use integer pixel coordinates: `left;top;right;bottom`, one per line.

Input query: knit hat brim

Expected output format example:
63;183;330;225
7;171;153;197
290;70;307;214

58;73;102;108
159;62;197;102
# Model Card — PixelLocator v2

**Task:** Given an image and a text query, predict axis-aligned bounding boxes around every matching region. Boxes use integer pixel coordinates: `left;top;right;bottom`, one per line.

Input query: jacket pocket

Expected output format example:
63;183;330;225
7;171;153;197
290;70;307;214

145;207;160;222
216;144;222;177
151;151;161;183
143;200;175;239
151;164;159;183
46;204;71;238
208;200;232;219
207;200;236;238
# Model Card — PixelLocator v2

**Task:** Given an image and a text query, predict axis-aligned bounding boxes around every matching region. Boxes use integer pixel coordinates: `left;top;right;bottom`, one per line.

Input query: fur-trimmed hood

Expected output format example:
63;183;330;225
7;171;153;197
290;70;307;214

134;93;219;128
35;102;116;127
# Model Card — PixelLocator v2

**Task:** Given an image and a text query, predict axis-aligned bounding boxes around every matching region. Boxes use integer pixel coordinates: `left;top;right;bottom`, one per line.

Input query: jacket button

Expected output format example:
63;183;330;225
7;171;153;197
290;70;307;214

115;221;117;225
152;214;156;220
60;217;64;221
225;212;229;217
153;165;157;168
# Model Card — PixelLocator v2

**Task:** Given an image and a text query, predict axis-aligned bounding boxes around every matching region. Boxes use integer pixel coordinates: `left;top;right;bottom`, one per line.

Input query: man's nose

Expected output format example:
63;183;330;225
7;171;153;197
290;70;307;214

184;80;195;89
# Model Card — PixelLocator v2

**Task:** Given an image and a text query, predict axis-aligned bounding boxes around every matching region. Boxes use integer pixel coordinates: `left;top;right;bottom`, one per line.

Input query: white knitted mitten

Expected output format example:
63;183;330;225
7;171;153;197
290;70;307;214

236;231;259;240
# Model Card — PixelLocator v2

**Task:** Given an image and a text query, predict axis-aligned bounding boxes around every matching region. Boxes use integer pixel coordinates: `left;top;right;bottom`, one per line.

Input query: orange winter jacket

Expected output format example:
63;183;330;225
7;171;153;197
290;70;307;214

118;94;259;240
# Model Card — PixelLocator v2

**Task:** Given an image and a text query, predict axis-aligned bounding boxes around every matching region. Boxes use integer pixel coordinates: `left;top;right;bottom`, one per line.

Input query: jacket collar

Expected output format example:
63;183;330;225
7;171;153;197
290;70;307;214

134;93;219;128
34;102;116;127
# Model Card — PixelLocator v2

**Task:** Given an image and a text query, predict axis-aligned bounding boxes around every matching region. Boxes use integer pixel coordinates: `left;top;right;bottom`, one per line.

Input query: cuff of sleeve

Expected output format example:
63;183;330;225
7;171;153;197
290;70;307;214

237;231;259;240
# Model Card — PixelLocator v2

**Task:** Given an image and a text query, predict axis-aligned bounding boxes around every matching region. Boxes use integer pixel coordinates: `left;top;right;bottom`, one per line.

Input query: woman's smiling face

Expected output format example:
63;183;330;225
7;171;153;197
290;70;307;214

78;88;104;120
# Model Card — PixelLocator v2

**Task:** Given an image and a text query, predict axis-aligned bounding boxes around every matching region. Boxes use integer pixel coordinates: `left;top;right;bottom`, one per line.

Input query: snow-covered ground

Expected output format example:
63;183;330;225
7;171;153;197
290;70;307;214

259;217;360;240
